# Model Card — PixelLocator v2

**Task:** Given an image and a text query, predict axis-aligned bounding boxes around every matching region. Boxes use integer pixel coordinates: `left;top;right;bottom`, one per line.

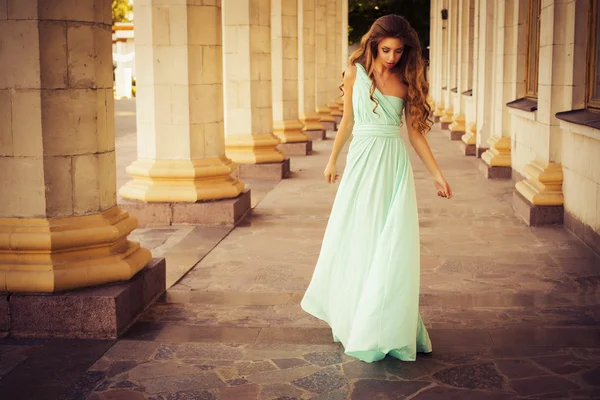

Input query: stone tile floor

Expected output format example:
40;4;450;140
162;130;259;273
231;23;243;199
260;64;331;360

1;114;599;399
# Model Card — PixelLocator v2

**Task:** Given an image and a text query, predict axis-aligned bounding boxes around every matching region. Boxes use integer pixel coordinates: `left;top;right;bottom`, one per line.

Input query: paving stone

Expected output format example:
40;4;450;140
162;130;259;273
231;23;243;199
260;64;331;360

258;383;305;399
412;386;517;399
342;360;387;379
226;378;249;386
93;381;111;392
350;379;431;399
291;367;347;394
128;362;201;380
493;359;549;379
580;367;600;386
140;373;226;394
303;351;344;367
272;358;308;369
234;360;277;376
58;371;106;400
164;392;216;400
106;361;138;377
245;364;319;385
95;390;146;400
103;341;158;362
216;383;260;399
109;380;139;389
432;363;505;390
313;387;350;400
508;375;580;396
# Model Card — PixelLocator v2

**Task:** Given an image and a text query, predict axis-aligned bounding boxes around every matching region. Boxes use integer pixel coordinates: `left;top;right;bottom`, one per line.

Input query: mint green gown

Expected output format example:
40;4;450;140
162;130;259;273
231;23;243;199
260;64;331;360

301;63;432;363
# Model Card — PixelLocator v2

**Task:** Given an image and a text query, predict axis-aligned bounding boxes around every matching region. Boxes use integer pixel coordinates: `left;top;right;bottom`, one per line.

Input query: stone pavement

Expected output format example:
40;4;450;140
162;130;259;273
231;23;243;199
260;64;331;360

1;103;599;399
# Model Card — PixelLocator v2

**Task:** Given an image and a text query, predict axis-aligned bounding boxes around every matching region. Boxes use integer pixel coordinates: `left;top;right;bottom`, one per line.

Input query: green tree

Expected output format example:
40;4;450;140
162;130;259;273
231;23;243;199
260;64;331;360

112;0;133;24
349;0;430;58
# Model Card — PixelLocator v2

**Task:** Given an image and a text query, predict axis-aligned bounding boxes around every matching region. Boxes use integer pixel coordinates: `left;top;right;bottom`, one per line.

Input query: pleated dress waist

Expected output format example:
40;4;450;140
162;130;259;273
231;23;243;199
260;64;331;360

352;124;401;138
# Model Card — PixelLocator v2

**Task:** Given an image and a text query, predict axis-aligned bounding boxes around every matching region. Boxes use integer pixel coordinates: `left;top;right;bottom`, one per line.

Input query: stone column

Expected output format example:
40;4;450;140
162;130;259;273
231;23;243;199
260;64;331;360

119;1;250;226
481;0;512;179
475;0;495;158
427;0;438;113
328;0;343;123
449;0;470;141
341;0;348;71
434;0;449;122
0;0;158;314
461;0;478;156
315;0;335;130
298;0;326;141
271;0;311;156
440;0;458;129
222;0;289;180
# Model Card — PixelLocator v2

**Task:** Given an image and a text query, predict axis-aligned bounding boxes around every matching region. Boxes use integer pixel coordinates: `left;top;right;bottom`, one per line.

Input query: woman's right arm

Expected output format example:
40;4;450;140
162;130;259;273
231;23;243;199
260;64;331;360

324;65;356;184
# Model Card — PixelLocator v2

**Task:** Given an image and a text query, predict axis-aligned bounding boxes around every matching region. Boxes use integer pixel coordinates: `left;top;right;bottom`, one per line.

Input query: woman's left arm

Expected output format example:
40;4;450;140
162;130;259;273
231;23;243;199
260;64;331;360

405;102;452;199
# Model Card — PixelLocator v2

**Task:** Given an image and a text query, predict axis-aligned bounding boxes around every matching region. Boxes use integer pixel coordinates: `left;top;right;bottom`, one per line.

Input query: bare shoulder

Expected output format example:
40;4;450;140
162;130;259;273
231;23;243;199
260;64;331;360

388;72;409;99
343;65;358;86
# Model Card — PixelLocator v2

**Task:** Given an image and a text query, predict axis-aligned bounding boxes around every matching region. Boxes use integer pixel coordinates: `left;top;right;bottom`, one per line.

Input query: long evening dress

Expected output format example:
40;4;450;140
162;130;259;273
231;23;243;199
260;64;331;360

300;63;432;363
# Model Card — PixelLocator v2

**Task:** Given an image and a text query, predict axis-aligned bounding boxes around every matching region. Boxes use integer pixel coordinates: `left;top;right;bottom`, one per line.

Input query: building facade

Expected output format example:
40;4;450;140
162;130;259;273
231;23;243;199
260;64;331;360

429;0;600;255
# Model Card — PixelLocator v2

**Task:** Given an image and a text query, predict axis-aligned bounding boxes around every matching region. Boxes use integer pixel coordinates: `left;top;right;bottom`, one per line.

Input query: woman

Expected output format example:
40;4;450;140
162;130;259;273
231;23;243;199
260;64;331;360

300;15;452;363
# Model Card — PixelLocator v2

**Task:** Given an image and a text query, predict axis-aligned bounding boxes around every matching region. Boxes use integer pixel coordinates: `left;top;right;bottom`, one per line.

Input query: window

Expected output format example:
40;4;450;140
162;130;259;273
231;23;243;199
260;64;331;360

587;0;600;110
525;0;541;98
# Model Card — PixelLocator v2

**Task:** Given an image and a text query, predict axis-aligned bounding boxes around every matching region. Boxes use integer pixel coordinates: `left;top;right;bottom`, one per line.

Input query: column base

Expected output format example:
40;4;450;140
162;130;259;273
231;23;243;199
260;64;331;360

235;159;291;181
304;129;327;141
479;160;512;179
448;130;464;140
459;142;476;156
434;116;441;123
477;146;488;158
277;141;312;156
3;258;166;339
513;190;564;226
441;121;452;130
322;121;337;131
119;189;252;227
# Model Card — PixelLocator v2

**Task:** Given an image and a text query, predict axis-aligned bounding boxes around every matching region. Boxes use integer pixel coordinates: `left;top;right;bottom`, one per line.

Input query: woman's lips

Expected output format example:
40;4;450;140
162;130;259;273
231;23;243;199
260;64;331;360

386;62;395;67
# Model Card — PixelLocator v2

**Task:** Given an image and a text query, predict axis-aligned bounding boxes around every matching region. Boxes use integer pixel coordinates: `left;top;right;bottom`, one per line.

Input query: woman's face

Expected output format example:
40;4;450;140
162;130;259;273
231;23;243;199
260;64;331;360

376;37;405;69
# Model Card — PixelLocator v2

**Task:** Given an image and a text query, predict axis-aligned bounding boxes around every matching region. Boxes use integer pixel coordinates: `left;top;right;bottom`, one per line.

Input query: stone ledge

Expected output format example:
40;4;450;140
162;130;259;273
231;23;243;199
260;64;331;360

459;142;476;156
3;258;166;339
448;130;464;140
119;189;252;227
565;211;600;256
479;160;512;179
277;141;312;156
235;159;291;181
321;121;337;131
513;190;564;227
304;129;326;141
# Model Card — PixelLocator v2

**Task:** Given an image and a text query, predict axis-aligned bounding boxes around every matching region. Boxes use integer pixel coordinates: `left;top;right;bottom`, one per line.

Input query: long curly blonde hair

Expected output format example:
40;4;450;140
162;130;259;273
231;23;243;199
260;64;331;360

343;15;432;135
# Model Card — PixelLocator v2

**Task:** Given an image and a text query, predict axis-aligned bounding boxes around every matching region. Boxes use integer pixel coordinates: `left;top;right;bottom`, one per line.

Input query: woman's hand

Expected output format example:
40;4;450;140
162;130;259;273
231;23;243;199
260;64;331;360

434;175;452;199
324;162;340;184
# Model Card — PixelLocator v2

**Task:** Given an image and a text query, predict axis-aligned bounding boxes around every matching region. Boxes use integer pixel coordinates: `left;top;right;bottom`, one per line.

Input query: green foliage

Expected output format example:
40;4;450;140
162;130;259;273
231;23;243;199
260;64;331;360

112;0;133;24
348;0;430;55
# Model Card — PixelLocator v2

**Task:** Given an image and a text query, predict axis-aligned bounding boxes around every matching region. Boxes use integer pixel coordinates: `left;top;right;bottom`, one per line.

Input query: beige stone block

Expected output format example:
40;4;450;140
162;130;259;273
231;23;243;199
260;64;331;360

250;25;270;54
98;151;116;211
94;0;112;25
226;109;252;134
168;4;188;45
250;0;270;26
8;0;37;19
133;46;154;90
154;123;190;159
153;45;189;85
134;84;155;126
190;83;222;124
538;44;552;86
282;15;298;38
150;5;171;46
0;157;45;218
152;84;174;125
188;45;204;85
67;23;97;88
39;0;96;22
203;121;225;158
0;20;40;89
38;21;68;89
11;89;43;157
0;0;6;19
189;5;220;46
190;123;206;159
282;0;297;16
223;0;249;25
133;5;152;46
572;43;587;87
585;136;600;185
43;155;74;218
97;89;115;153
41;89;98;156
0;90;12;156
135;121;156;159
95;25;113;89
73;153;100;215
253;80;272;108
251;53;271;81
170;84;191;125
225;52;248;82
282;37;298;61
201;45;222;85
